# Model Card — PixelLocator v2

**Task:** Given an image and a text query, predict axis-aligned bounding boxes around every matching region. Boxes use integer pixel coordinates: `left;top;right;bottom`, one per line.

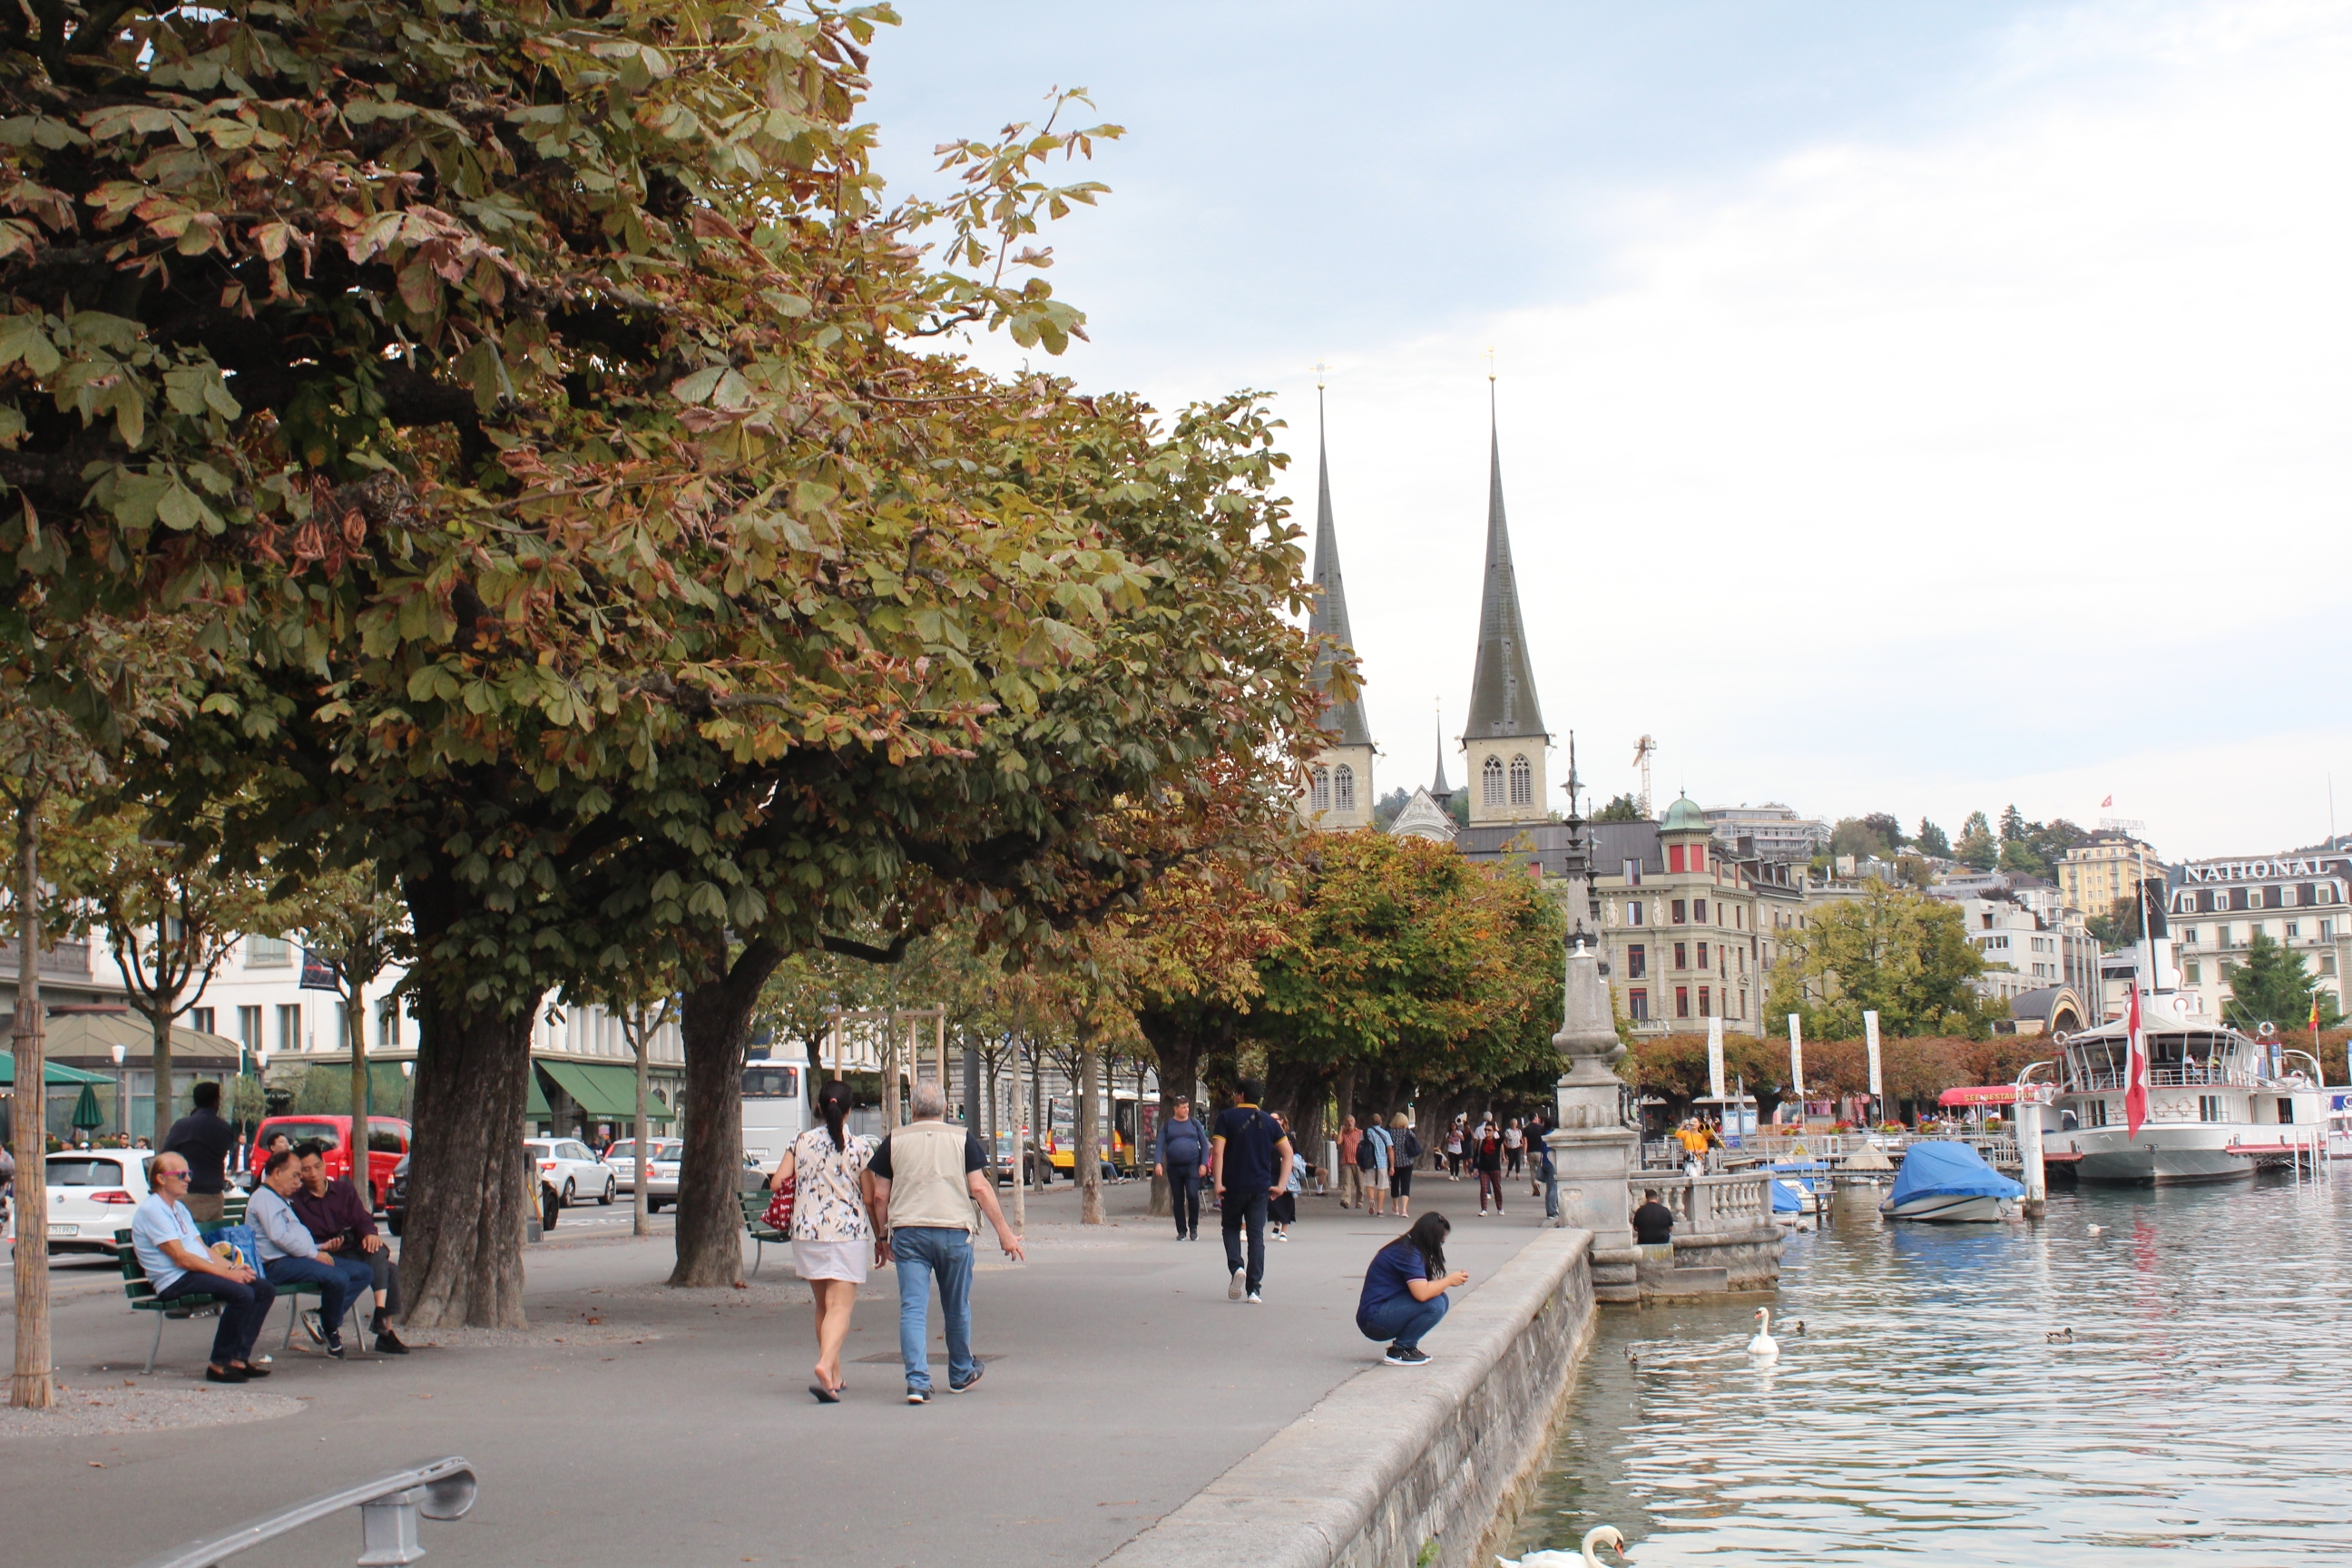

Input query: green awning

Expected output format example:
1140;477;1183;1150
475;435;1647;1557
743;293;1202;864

0;1052;111;1086
526;1070;551;1119
538;1060;670;1122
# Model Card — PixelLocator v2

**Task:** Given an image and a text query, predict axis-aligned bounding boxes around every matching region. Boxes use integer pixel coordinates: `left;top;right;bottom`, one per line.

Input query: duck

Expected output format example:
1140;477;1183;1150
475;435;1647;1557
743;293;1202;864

2046;1327;2074;1343
1791;1318;1807;1336
1496;1524;1629;1566
1747;1306;1779;1360
1623;1346;1639;1368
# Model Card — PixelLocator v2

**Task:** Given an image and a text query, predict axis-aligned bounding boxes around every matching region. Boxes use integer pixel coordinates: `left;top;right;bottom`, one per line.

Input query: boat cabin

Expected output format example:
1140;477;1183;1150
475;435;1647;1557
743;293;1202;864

2056;1023;2313;1128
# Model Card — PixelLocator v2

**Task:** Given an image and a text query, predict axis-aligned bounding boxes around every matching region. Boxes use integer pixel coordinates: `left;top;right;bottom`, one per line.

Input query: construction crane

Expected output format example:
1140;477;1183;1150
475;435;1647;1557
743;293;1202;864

1631;736;1655;818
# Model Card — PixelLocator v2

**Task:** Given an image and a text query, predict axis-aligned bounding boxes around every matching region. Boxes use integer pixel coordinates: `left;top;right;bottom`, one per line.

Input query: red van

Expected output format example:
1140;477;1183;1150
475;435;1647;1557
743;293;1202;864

248;1115;412;1207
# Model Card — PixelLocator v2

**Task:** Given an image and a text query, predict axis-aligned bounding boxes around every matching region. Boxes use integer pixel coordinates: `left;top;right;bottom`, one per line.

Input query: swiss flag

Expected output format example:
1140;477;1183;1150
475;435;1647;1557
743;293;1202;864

2123;982;2149;1140
2100;794;2113;808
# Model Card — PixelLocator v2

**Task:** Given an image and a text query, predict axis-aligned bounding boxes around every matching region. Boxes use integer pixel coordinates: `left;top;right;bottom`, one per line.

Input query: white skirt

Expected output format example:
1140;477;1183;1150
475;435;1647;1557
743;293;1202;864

791;1238;870;1283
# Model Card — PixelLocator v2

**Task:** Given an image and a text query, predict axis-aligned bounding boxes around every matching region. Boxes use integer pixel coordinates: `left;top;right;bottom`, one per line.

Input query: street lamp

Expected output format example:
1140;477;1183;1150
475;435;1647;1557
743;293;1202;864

111;1044;127;1141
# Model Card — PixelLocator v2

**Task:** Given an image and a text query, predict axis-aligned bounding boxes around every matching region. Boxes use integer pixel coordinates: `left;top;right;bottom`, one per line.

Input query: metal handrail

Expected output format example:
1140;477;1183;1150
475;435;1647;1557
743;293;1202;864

130;1456;477;1568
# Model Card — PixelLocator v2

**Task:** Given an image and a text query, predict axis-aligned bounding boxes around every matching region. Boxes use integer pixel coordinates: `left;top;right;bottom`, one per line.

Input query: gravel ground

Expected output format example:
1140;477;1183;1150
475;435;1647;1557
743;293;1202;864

0;1385;303;1440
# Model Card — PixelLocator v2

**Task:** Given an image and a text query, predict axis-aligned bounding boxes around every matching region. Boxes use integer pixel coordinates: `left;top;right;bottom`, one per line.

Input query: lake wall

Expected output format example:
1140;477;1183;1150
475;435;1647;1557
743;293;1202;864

1097;1227;1595;1568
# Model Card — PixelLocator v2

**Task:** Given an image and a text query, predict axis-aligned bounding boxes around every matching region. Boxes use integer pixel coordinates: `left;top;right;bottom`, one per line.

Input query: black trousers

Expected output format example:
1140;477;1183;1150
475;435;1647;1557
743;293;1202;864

1167;1165;1200;1236
1220;1191;1268;1293
158;1272;276;1367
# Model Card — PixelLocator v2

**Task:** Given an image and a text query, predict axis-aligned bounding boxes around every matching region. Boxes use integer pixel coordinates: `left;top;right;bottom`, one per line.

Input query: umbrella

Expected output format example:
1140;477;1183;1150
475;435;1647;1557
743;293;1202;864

70;1083;105;1130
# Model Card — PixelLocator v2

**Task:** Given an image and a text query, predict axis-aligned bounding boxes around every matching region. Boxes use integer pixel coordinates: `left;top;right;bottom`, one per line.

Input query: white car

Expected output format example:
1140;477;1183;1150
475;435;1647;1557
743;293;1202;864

605;1139;682;1208
524;1138;614;1207
38;1151;154;1258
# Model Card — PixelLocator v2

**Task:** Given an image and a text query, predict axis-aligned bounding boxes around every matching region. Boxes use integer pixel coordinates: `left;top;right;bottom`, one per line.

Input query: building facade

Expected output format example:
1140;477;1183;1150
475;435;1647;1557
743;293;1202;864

1705;802;1828;862
2165;842;2352;1024
2057;833;2161;920
1456;397;1549;828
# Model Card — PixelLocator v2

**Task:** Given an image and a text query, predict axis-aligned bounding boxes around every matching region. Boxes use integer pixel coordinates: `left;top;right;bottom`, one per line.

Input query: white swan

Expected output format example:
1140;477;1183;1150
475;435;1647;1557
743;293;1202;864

2085;1223;2104;1236
1496;1524;1629;1566
1747;1306;1779;1360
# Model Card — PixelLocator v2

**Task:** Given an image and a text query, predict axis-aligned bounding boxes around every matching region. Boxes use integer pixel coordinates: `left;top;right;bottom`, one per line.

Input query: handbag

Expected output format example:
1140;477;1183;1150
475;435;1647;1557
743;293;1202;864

761;1175;796;1233
200;1222;260;1272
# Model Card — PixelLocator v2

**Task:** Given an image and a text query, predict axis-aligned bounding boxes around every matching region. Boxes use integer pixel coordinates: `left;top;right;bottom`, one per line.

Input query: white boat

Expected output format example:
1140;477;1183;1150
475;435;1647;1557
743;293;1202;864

2043;926;2329;1185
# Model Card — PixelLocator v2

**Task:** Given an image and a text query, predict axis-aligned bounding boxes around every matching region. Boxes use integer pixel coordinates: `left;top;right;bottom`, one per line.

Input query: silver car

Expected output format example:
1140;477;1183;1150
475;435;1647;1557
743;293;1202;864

608;1138;682;1210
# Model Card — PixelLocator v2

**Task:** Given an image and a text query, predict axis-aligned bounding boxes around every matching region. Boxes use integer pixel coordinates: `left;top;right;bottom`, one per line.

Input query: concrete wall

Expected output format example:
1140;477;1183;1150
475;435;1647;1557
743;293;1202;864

1098;1228;1596;1568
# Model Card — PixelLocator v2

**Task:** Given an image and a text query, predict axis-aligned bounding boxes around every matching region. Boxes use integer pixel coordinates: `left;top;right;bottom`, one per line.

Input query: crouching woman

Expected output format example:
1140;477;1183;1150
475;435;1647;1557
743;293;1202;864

1357;1212;1469;1367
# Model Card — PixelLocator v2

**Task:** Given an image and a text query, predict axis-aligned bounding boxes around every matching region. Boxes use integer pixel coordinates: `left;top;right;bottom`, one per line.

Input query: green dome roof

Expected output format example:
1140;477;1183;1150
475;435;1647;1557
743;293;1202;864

1660;795;1710;835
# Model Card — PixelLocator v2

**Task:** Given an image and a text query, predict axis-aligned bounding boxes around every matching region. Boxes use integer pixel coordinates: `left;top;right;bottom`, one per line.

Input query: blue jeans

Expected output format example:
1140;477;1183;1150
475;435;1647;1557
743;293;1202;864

892;1227;975;1394
264;1254;368;1338
1357;1290;1448;1349
1166;1165;1200;1236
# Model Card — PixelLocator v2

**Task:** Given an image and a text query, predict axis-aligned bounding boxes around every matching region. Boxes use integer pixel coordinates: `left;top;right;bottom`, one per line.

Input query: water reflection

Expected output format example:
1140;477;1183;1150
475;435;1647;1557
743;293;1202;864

1514;1174;2352;1563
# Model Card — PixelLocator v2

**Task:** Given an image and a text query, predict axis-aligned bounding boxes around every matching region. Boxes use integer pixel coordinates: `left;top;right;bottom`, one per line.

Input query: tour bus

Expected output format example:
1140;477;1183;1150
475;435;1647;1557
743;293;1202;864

740;1057;808;1169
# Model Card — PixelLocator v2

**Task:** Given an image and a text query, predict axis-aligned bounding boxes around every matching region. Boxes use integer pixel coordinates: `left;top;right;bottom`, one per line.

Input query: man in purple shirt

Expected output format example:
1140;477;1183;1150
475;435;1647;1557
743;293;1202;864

292;1141;408;1354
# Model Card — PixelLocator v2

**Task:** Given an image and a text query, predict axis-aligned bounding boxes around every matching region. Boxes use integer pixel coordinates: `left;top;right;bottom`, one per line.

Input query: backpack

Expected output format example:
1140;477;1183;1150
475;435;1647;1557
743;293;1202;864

1356;1132;1380;1170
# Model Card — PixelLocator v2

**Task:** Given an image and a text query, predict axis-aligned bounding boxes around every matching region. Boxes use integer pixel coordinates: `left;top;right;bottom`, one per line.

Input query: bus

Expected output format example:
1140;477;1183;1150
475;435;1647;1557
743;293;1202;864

740;1060;808;1168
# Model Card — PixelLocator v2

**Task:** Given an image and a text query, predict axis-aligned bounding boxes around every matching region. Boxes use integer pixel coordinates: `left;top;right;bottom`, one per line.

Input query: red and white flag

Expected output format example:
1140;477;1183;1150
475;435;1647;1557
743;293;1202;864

2123;982;2149;1140
2100;794;2113;808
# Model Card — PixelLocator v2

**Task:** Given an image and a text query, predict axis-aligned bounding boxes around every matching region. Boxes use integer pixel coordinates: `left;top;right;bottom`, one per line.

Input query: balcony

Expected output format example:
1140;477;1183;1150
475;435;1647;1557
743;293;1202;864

0;939;94;980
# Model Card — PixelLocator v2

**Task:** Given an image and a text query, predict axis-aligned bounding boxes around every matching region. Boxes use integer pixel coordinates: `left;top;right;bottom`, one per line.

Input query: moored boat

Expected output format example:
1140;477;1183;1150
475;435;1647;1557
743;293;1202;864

1879;1141;2022;1222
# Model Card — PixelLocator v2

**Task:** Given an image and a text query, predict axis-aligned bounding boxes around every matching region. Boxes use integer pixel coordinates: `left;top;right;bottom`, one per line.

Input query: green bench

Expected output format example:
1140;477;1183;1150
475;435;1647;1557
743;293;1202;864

740;1191;789;1278
115;1192;365;1368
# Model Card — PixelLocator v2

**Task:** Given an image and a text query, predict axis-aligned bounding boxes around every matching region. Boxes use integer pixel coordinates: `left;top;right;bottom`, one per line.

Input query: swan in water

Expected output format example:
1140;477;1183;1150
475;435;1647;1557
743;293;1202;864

2085;1223;2105;1236
1747;1307;1779;1360
1497;1524;1629;1566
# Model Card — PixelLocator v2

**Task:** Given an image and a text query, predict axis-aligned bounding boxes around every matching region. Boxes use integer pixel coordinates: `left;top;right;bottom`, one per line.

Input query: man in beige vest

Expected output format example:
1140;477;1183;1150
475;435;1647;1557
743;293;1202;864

868;1080;1026;1403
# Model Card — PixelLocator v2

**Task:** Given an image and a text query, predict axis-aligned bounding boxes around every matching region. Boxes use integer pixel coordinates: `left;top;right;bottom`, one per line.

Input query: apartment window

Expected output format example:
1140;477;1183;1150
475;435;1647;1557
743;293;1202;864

1699;985;1712;1018
1693;898;1708;924
378;999;401;1049
2185;961;2202;984
2283;886;2300;906
1690;846;1706;872
2198;1095;2222;1123
1737;987;1747;1019
1673;941;1689;969
1671;899;1688;925
2287;922;2300;939
277;1003;301;1055
1697;941;1710;969
2323;956;2337;975
2249;889;2264;909
1333;765;1355;812
1737;947;1745;975
2180;927;2198;946
1735;906;1743;929
246;935;292;968
1628;901;1645;926
238;1005;261;1053
2216;925;2232;946
1509;754;1533;807
1675;985;1690;1019
1309;767;1330;814
1669;845;1686;873
1626;944;1647;979
1628;988;1650;1022
1481;755;1504;806
2322;919;2335;939
184;1006;214;1035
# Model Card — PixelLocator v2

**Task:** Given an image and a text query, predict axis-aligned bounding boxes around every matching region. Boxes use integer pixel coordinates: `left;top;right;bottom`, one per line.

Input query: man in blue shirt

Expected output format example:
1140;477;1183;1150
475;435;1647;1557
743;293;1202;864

1152;1098;1211;1240
132;1153;276;1383
1210;1079;1292;1304
249;1148;370;1358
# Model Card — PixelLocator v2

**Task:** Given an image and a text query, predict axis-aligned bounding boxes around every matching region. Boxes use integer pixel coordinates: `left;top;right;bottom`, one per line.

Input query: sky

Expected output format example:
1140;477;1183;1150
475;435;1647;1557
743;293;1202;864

858;1;2352;863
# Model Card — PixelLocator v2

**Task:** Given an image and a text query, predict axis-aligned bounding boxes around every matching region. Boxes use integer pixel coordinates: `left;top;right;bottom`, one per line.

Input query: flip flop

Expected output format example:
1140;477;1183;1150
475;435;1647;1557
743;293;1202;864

808;1383;840;1404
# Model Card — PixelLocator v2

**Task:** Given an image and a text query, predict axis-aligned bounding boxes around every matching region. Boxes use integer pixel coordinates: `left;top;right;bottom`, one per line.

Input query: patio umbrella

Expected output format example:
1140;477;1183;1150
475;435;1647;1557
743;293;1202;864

70;1083;104;1130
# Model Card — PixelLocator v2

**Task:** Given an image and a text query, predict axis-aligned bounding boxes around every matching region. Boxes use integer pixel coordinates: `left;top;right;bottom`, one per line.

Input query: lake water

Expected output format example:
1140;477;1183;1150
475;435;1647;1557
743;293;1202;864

1511;1171;2352;1563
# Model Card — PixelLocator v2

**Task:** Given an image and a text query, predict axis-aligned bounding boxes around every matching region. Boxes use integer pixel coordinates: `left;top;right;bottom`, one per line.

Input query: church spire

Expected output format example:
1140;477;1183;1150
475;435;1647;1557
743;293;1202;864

1308;384;1372;749
1430;701;1451;800
1462;379;1546;742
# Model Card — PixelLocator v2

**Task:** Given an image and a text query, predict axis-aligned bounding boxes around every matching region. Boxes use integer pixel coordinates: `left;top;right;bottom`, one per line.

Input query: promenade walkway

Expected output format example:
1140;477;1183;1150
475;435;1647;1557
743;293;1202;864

1;1172;1556;1567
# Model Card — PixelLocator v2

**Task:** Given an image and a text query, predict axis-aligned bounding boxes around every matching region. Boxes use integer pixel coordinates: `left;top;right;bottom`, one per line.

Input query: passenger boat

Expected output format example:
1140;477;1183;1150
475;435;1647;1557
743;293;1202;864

2042;924;2329;1185
1878;1141;2022;1222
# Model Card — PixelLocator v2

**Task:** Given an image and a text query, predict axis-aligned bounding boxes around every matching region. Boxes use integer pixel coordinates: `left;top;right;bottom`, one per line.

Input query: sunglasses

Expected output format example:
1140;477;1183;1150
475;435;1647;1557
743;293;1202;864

152;1168;189;1181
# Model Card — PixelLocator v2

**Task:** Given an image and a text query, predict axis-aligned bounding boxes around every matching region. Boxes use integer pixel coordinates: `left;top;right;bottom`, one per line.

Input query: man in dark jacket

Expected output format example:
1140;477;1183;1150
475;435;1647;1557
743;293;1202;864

1152;1099;1211;1240
292;1141;408;1353
162;1081;237;1223
1632;1189;1677;1246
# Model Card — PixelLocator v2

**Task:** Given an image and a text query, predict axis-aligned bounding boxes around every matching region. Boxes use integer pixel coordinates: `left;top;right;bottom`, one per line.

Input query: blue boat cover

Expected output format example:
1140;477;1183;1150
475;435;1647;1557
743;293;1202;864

1770;1179;1805;1212
1886;1141;2024;1207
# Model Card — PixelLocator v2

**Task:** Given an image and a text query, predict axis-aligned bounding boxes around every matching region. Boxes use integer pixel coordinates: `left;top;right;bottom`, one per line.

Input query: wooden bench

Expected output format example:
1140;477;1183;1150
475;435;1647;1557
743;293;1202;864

740;1191;789;1278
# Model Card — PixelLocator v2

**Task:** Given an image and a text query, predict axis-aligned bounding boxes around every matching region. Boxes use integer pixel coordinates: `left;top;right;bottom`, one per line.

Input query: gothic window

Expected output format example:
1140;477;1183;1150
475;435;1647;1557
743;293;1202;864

1334;764;1355;812
1310;766;1330;814
1509;754;1533;806
1482;755;1504;806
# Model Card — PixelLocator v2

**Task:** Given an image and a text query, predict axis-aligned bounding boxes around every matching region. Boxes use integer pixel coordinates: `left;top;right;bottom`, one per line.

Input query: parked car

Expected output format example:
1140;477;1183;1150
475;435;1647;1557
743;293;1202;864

524;1137;614;1207
383;1153;410;1238
247;1114;411;1209
988;1135;1053;1187
607;1138;683;1208
34;1151;154;1259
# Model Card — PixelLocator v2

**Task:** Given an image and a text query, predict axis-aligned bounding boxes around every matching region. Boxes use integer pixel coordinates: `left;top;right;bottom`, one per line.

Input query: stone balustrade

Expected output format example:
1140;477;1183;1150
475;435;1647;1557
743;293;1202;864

1591;1171;1782;1304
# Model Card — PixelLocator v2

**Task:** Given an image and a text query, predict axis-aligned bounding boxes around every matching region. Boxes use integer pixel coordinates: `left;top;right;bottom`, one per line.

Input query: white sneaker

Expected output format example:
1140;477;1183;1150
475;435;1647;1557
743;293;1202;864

1229;1268;1246;1301
1246;1292;1263;1304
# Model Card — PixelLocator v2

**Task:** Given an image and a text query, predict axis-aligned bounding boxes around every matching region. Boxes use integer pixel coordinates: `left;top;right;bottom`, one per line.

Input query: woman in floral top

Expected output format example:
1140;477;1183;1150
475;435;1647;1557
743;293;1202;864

770;1081;883;1403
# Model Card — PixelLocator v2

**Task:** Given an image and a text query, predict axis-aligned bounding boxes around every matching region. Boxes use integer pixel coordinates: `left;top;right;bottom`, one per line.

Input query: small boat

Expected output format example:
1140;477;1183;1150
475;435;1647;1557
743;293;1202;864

1879;1141;2023;1222
1767;1161;1828;1219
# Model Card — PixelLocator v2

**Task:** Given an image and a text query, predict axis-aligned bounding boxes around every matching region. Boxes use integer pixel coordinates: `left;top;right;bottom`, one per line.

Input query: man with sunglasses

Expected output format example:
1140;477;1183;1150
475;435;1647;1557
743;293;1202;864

131;1153;277;1383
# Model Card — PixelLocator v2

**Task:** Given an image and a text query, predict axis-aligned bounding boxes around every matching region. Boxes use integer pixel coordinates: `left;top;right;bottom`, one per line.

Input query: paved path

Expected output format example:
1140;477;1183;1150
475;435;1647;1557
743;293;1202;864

2;1172;1556;1567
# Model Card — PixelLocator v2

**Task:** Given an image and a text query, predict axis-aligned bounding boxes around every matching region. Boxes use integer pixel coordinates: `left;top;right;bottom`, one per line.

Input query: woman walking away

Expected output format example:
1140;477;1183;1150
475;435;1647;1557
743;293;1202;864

1475;1120;1505;1215
772;1081;884;1403
1357;1213;1468;1367
1388;1114;1422;1218
1269;1112;1302;1240
1445;1118;1465;1180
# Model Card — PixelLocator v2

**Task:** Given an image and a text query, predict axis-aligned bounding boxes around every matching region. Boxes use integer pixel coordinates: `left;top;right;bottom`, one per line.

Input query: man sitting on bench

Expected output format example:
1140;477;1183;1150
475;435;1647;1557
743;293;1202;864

292;1140;407;1355
132;1153;276;1384
250;1149;370;1359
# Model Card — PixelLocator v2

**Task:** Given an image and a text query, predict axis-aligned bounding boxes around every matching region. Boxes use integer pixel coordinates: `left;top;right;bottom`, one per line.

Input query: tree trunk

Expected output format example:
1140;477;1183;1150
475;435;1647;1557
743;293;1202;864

1074;1033;1102;1224
631;1021;652;1240
347;986;370;1205
11;794;54;1409
148;1001;174;1152
397;994;534;1329
670;941;783;1287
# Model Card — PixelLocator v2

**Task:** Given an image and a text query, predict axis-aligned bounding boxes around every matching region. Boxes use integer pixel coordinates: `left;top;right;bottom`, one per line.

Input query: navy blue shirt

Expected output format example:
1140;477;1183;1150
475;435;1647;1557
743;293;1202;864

1357;1240;1428;1321
1212;1105;1287;1194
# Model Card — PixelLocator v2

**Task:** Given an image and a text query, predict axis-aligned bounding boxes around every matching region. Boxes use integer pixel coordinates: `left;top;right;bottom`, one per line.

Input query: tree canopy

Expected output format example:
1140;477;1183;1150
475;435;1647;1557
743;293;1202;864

1766;880;1993;1040
2223;932;2343;1036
